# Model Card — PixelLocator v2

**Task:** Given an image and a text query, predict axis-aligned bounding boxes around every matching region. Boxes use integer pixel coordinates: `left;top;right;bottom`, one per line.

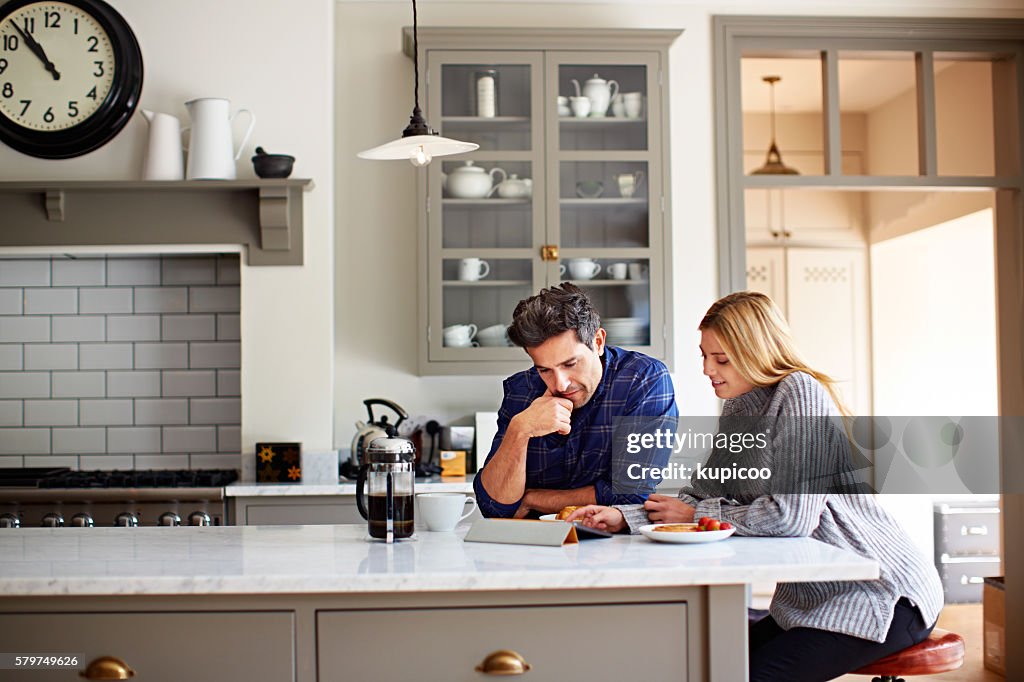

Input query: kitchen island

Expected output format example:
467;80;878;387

0;524;877;681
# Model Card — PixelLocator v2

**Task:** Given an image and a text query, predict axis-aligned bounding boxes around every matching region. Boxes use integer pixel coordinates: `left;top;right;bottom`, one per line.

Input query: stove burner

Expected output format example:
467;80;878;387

37;469;239;489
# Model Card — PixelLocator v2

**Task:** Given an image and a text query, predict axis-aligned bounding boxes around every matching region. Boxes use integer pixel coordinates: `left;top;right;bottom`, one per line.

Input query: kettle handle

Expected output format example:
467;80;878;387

355;464;369;520
231;109;256;161
363;398;408;429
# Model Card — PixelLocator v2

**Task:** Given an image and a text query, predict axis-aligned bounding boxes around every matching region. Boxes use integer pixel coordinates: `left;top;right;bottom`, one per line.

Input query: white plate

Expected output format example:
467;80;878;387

539;514;560;521
639;523;736;544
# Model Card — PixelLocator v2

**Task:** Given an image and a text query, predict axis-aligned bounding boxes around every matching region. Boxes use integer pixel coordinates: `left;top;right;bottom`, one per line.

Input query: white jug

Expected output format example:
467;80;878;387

184;98;255;180
140;109;184;181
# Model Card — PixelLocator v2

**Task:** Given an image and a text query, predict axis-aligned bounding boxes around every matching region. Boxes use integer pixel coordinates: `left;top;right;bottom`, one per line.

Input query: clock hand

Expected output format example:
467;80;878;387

9;21;60;80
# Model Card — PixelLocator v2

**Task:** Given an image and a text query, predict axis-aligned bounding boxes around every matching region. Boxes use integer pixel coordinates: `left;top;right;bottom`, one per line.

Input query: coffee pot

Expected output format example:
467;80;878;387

571;74;619;118
356;435;416;543
184;97;255;180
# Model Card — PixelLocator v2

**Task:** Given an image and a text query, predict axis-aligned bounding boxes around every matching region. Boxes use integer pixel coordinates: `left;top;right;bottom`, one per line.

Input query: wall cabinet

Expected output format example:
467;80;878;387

410;30;680;375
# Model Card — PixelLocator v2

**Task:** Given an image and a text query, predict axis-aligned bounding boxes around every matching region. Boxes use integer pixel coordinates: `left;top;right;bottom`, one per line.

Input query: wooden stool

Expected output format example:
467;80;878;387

852;628;965;681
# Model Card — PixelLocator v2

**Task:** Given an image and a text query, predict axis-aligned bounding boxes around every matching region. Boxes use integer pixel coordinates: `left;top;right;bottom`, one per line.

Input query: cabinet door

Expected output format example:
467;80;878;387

0;612;294;682
548;52;666;358
745;247;787;314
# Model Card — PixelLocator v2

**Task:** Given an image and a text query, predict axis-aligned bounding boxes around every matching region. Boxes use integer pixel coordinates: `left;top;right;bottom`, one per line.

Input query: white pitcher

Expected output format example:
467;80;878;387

140;109;184;181
184;98;255;180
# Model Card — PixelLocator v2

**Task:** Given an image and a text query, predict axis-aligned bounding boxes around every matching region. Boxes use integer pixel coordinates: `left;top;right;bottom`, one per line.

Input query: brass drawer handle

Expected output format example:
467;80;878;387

79;656;135;680
541;245;559;261
475;649;532;675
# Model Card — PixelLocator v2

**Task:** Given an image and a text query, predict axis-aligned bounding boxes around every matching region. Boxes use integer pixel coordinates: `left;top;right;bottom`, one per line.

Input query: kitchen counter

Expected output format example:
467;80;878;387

225;475;475;497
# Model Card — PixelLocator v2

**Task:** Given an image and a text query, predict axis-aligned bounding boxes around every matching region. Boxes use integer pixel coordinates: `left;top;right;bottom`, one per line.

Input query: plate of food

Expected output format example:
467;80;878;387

639;519;736;544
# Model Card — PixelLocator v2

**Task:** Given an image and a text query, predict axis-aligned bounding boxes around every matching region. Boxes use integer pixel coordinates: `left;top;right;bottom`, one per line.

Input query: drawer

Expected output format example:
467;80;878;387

0;611;294;682
318;601;688;681
939;555;1002;603
934;504;1000;557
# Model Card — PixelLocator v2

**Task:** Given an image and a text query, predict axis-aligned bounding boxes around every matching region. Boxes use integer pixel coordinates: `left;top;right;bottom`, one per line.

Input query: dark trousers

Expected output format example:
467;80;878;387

748;597;934;682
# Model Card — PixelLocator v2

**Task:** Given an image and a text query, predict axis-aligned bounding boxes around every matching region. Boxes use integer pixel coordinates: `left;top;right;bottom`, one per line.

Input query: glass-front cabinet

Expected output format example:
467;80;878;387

412;30;679;375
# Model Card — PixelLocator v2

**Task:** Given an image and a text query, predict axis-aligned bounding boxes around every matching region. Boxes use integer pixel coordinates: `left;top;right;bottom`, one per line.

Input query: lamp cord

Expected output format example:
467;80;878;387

412;0;420;112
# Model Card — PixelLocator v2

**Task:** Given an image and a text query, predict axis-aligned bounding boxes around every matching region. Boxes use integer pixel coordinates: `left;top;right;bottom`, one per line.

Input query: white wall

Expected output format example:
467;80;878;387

0;0;336;478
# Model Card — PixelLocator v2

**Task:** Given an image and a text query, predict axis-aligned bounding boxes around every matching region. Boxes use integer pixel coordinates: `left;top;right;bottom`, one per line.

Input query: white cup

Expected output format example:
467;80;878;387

569;96;591;118
615;171;644;198
458;258;490;282
443;323;477;347
628;263;647;280
557;96;571;117
610;94;626;118
623;92;643;119
608;262;628;280
418;493;478;531
477;324;510;347
560;258;601;281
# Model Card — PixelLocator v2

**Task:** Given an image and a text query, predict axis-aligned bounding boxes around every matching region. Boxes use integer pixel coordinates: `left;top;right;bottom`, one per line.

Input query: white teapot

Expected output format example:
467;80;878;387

447;161;505;199
571;74;619;118
489;173;531;199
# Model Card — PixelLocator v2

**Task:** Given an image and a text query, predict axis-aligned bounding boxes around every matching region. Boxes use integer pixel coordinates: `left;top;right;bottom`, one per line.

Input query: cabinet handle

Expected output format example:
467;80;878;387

962;525;988;536
960;575;985;585
475;649;532;675
540;245;559;261
79;655;135;680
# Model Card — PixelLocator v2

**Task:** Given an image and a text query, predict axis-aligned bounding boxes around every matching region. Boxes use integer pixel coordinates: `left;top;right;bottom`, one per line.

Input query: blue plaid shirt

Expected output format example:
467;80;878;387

473;345;678;517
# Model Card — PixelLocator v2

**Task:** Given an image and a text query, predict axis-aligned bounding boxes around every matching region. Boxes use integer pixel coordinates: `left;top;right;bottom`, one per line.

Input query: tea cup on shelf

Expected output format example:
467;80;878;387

569;96;591;118
607;262;628;280
622;92;643;119
443;323;478;347
557;96;571;117
610;94;626;118
477;324;511;347
458;258;490;281
560;258;602;281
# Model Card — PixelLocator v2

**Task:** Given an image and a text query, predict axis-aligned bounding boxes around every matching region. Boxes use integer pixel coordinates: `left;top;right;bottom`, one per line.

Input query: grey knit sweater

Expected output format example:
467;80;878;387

617;371;944;643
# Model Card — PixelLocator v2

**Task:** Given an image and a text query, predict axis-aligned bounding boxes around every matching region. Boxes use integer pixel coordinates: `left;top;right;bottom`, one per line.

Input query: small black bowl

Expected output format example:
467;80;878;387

252;151;295;179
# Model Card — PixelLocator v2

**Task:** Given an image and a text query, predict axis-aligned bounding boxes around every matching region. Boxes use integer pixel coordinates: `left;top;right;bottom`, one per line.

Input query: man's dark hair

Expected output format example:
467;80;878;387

507;283;601;349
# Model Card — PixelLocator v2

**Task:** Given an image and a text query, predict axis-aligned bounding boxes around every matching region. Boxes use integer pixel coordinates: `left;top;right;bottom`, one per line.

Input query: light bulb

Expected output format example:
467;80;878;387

410;145;431;167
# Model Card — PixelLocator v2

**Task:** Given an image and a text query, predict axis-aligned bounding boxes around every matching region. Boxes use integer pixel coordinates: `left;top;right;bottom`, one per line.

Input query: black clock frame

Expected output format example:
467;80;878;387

0;0;143;159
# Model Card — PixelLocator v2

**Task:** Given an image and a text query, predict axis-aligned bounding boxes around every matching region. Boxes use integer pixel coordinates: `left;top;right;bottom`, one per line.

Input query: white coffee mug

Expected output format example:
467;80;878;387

458;258;490;281
623;92;643;119
443;323;477;346
566;258;601;280
608;262;628;280
418;493;478;531
477;324;510;347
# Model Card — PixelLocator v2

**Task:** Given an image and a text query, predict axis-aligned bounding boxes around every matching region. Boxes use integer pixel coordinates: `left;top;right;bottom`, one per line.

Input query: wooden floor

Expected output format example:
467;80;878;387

836;603;1003;682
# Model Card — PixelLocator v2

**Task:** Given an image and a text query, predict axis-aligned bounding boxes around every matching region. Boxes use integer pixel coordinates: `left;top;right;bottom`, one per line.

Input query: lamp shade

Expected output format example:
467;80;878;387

357;134;479;164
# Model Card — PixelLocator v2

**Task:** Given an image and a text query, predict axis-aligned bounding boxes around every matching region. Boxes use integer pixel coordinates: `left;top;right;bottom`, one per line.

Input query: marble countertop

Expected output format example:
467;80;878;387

226;476;475;497
0;524;878;597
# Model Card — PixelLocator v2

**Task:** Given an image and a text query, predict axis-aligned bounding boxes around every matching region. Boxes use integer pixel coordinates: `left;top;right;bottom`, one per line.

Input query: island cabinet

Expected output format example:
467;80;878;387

409;29;681;375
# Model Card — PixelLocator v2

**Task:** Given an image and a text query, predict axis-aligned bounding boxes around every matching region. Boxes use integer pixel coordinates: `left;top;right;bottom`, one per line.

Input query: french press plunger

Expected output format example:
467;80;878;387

355;434;416;542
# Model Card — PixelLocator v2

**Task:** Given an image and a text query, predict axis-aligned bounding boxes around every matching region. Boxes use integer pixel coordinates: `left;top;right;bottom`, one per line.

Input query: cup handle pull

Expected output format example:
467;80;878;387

460;496;478;522
478;261;490;279
231;109;256;161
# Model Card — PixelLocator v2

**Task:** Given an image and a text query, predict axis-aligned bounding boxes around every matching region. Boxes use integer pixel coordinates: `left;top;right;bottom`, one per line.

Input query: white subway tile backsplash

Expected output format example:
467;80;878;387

25;343;78;370
0;401;23;426
79;454;134;469
24;288;78;314
80;343;133;370
107;258;160;286
216;314;240;341
189;398;240;425
217;369;240;397
190;453;239;469
52;316;106;342
134;454;188;469
189;286;240;313
52;372;105;398
24;400;78;427
80;288;133;314
107;315;160;341
0;428;50;454
162;314;215;341
0;316;50;342
216;256;241;284
190;342;240;369
25;455;79;468
0;261;49;286
107;371;160;398
0;344;23;370
52;427;106;453
80;399;133;426
0;456;25;467
217;425;241;452
135;342;188;369
0;289;22;314
162;370;216;397
134;287;188;313
163;257;216;285
0;372;49;398
163;426;217;452
53;260;106;286
135;398;188;425
107;427;161;453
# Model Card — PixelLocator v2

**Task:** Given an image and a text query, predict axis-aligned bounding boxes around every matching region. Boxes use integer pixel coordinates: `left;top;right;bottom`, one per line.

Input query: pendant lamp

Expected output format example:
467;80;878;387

751;76;799;176
357;0;478;166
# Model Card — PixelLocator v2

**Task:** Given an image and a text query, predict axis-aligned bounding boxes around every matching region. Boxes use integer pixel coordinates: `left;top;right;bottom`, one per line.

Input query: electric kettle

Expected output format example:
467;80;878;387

349;398;408;469
355;435;416;542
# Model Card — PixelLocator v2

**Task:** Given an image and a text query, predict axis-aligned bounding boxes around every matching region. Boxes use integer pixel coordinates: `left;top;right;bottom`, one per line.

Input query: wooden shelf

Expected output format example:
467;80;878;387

0;179;314;266
561;279;647;286
442;116;530;125
559;117;645;124
442;279;531;287
443;198;530;206
560;197;647;206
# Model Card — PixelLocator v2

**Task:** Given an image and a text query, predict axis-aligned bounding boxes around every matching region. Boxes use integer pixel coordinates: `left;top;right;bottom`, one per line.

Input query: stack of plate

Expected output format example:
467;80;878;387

603;317;649;346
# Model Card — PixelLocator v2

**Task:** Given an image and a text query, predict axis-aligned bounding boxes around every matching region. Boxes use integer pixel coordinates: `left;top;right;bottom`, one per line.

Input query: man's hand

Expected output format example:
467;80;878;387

643;494;695;523
510;391;572;438
566;505;627;533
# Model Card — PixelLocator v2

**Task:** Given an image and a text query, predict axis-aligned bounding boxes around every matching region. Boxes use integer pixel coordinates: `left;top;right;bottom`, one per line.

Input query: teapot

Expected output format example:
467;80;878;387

446;161;505;199
489;172;531;199
571;74;619;118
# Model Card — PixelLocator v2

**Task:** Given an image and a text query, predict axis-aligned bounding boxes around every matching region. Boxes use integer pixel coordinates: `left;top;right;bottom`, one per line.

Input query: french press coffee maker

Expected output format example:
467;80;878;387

355;434;416;542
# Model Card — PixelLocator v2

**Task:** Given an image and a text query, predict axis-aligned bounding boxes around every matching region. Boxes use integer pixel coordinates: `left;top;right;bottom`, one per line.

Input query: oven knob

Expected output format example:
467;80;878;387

71;513;95;528
41;512;65;528
114;512;139;527
188;511;212;527
0;513;20;529
158;512;181;527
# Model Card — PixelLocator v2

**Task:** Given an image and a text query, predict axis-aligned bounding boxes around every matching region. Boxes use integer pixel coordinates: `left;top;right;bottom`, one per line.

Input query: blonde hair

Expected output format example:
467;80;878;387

699;291;851;417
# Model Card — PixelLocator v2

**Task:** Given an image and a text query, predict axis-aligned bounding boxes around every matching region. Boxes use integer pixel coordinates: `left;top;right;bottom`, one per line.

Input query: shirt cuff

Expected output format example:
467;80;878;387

694;497;722;520
472;475;521;518
615;503;650;534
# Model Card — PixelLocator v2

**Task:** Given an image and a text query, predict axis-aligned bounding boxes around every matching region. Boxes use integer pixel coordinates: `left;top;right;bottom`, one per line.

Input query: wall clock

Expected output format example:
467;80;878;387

0;0;142;159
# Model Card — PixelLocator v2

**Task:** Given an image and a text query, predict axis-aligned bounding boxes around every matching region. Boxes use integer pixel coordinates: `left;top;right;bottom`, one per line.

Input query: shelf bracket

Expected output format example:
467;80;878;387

44;190;65;222
258;186;291;251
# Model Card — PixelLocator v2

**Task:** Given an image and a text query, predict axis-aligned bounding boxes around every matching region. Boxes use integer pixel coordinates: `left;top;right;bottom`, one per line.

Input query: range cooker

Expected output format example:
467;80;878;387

0;468;238;528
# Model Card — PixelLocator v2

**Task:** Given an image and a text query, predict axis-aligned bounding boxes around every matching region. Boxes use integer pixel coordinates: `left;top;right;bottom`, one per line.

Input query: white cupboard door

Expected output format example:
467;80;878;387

745;247;788;314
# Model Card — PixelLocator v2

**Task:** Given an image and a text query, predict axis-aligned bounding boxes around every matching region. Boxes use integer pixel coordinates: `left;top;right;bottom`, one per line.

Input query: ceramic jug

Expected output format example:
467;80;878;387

572;74;619;118
140;109;184;181
184;98;255;180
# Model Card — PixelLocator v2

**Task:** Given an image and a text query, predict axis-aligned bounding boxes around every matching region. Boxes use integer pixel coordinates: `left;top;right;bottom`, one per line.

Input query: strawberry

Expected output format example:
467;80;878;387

706;519;721;531
720;522;733;531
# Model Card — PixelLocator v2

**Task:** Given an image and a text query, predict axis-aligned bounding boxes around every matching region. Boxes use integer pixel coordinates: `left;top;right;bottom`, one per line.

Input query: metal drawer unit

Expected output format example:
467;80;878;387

934;501;1001;603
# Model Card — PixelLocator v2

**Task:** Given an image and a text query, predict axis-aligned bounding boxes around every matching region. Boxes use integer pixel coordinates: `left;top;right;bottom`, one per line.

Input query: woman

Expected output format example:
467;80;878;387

568;291;943;682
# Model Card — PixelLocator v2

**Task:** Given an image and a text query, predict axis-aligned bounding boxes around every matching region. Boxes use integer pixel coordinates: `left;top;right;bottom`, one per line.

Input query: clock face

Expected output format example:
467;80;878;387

0;2;115;131
0;0;141;158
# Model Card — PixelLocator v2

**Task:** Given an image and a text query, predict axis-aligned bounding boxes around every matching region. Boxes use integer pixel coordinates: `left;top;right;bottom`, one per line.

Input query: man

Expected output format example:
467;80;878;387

474;283;678;518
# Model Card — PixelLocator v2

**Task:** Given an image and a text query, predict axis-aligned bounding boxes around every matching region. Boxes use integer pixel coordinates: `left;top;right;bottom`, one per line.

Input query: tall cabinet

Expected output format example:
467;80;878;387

405;29;680;375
